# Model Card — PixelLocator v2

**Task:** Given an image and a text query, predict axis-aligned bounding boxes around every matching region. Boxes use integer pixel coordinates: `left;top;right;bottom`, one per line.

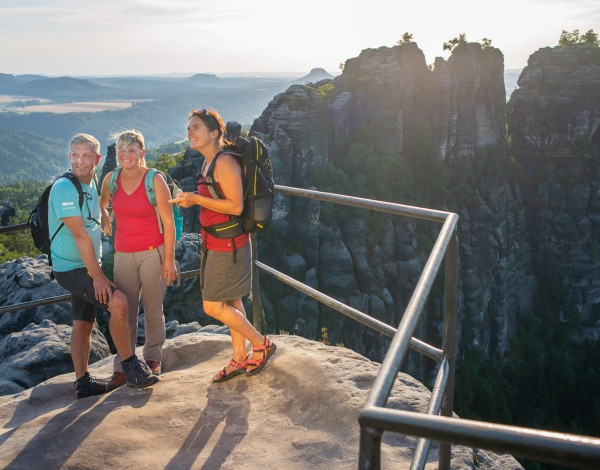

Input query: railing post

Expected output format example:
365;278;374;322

359;423;382;470
439;227;459;469
250;233;263;333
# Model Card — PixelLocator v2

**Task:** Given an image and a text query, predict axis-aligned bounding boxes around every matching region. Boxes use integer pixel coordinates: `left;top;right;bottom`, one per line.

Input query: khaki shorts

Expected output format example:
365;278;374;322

201;242;251;302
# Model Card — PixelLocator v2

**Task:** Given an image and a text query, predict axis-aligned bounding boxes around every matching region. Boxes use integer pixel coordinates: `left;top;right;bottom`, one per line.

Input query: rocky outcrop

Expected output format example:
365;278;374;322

250;42;534;373
0;334;523;470
508;45;600;158
507;44;600;330
0;256;71;334
434;43;507;161
0;319;110;396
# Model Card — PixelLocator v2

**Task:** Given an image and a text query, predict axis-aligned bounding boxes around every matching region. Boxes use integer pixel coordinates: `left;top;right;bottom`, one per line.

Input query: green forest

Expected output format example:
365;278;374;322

0;128;68;185
0;180;47;262
454;280;600;469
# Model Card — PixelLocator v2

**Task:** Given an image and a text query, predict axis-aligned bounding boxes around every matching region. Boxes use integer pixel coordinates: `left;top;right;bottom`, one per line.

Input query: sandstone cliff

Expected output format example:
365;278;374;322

243;42;538;377
507;44;600;334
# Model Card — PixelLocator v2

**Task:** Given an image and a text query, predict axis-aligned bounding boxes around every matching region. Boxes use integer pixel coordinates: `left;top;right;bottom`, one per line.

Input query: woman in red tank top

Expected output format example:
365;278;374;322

170;108;276;382
99;129;178;389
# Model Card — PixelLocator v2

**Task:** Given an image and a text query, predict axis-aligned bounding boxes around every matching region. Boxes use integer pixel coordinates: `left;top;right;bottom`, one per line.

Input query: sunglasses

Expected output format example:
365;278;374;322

192;108;219;128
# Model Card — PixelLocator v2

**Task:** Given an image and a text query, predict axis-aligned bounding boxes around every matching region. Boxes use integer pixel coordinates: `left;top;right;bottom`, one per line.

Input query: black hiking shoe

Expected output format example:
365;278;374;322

122;356;160;389
74;372;108;399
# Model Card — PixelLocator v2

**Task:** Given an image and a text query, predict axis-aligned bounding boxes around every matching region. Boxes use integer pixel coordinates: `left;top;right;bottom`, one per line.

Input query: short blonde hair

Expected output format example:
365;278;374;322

112;129;145;149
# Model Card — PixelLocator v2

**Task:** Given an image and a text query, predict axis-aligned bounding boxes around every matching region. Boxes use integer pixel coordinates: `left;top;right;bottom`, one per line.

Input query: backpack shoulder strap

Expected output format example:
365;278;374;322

205;150;243;200
92;172;100;195
62;171;85;208
144;168;160;206
108;167;122;198
144;168;165;234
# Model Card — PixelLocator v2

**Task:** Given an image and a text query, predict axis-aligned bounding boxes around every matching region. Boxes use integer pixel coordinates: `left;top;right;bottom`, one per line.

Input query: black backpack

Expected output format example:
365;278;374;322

201;135;274;239
28;171;99;267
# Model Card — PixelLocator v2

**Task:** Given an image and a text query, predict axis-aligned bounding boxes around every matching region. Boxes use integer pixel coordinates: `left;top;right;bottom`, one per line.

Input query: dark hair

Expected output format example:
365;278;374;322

188;108;231;146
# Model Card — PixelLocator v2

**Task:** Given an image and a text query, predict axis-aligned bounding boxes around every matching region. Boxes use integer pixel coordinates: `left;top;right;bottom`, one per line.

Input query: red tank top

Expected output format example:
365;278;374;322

113;170;164;252
197;175;249;252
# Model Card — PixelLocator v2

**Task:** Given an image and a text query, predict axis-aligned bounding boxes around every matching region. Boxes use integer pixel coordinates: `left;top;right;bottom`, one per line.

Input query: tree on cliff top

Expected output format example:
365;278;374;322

397;32;414;45
558;29;599;47
443;33;467;52
443;34;494;52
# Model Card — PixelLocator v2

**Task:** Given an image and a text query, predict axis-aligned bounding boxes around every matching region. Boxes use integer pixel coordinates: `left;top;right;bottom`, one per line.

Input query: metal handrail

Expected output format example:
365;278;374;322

261;185;458;469
359;409;600;469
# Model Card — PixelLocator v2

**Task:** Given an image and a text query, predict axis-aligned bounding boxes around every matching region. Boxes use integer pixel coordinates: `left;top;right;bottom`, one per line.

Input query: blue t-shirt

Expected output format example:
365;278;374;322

48;176;101;272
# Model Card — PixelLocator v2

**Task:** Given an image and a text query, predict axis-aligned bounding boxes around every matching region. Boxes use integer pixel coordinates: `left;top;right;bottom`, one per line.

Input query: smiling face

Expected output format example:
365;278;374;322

187;115;217;152
117;142;145;169
69;142;101;184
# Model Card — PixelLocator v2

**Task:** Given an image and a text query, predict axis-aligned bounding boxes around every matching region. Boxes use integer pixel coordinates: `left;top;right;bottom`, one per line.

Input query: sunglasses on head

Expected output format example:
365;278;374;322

193;108;218;128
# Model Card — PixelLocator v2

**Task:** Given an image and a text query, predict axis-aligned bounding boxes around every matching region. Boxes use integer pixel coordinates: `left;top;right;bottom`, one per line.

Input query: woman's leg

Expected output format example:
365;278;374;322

113;251;142;372
204;298;262;379
138;246;167;364
227;298;248;363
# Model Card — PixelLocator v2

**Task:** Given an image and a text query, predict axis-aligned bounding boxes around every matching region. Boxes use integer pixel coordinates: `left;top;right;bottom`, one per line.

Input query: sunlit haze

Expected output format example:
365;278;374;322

1;0;599;76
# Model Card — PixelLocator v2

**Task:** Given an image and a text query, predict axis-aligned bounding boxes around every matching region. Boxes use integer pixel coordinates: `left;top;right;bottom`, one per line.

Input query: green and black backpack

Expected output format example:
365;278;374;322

200;135;274;240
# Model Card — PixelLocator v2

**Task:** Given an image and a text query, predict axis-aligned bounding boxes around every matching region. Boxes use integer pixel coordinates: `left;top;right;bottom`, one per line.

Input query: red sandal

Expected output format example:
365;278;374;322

212;358;248;383
246;337;277;376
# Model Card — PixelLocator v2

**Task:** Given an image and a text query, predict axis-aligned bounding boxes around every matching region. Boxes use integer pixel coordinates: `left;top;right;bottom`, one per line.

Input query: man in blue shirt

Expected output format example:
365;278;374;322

49;133;159;399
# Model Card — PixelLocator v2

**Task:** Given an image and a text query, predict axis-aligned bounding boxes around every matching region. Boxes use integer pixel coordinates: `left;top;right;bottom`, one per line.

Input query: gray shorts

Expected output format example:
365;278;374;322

53;267;114;322
201;242;251;302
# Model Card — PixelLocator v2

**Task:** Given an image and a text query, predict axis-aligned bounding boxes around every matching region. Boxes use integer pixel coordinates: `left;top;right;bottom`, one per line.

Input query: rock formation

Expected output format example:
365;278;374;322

507;44;600;333
247;42;537;375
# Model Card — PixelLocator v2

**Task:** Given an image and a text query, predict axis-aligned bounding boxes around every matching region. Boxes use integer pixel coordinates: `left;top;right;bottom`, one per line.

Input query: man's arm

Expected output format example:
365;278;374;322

61;215;115;304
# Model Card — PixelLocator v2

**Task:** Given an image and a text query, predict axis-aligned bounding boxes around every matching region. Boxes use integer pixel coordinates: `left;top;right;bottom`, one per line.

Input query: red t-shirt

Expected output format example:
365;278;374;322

197;175;249;252
113;170;165;252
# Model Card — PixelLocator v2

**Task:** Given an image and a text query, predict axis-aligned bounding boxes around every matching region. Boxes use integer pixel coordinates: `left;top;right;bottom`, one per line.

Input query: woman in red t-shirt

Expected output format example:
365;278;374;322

170;108;276;382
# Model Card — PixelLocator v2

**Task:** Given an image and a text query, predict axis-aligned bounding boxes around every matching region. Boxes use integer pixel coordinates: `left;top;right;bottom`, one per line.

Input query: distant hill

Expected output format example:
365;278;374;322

0;73;48;92
7;77;112;100
0;128;67;184
294;68;334;84
16;74;48;82
188;73;221;85
0;73;22;92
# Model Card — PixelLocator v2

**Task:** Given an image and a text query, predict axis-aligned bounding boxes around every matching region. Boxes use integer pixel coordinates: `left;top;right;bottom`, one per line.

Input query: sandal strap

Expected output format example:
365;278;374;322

230;358;247;369
252;337;272;353
245;358;261;367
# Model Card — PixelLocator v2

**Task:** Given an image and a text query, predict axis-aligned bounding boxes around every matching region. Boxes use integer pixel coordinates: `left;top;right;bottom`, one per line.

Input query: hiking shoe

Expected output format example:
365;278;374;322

146;360;161;376
74;372;108;399
122;356;160;389
106;371;126;392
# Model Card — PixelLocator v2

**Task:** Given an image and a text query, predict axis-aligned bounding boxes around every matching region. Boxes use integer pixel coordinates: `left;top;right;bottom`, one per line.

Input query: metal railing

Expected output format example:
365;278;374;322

3;186;600;469
261;185;458;469
255;185;600;470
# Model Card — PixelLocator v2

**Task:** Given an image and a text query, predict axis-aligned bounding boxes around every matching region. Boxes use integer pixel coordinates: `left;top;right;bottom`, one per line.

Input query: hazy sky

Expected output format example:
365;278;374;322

1;0;598;77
